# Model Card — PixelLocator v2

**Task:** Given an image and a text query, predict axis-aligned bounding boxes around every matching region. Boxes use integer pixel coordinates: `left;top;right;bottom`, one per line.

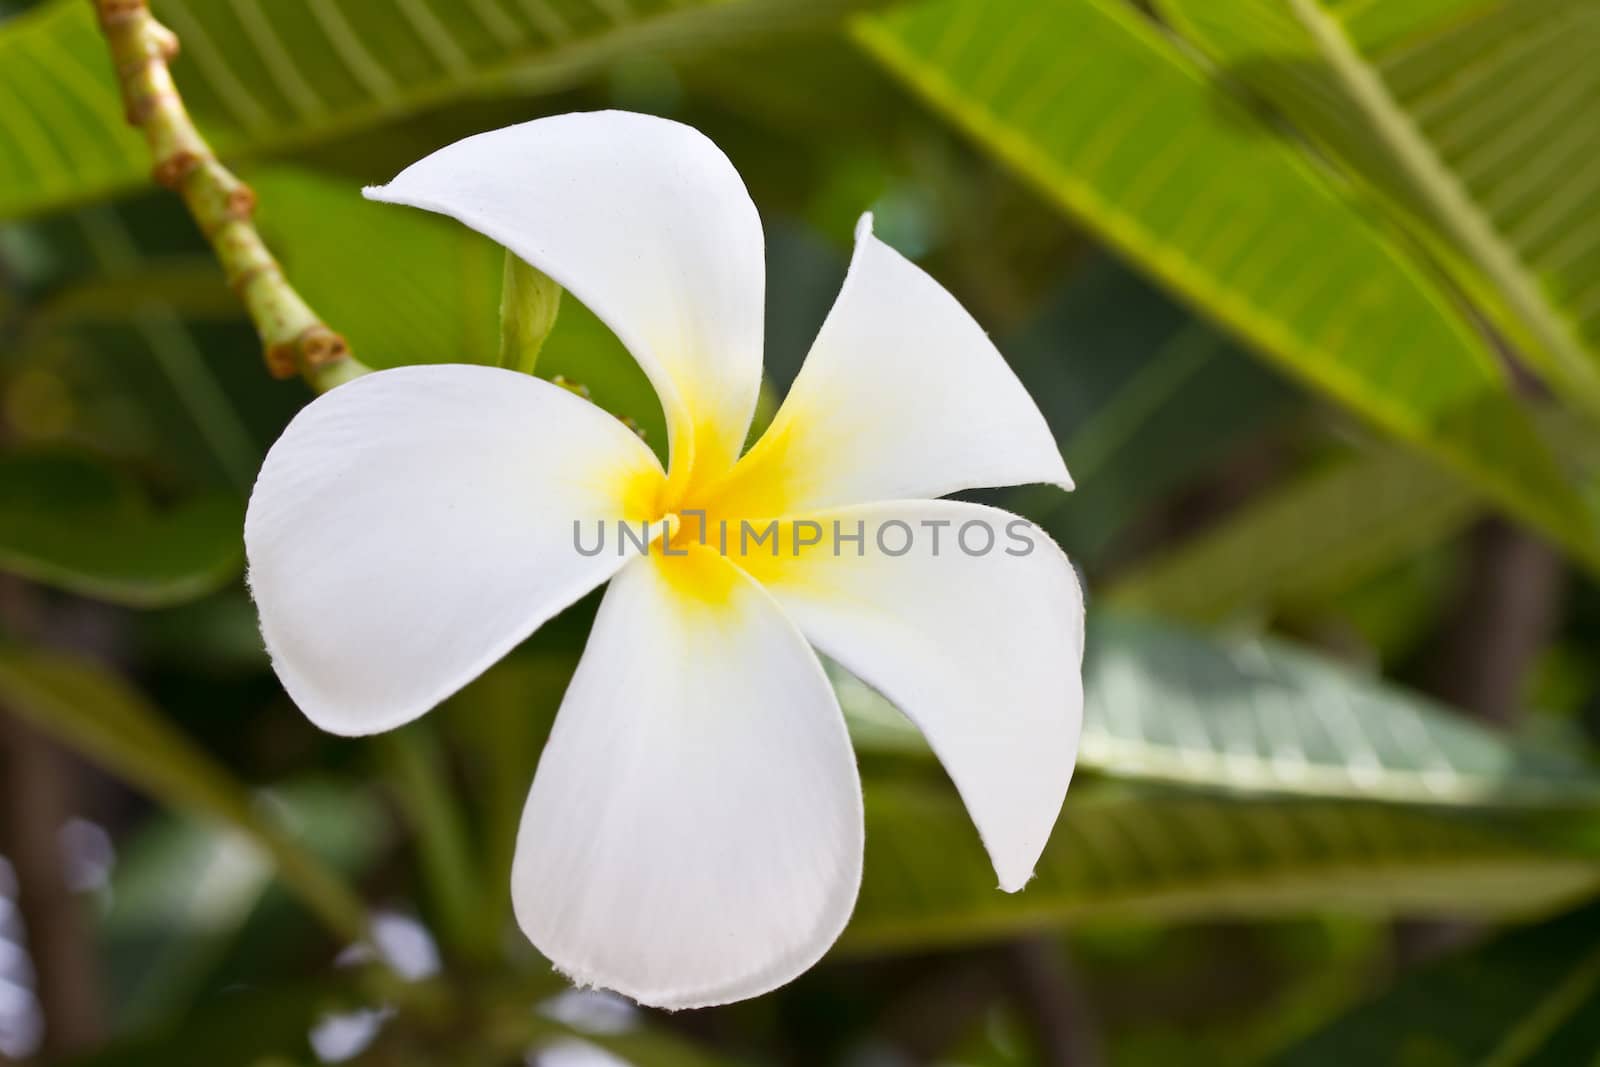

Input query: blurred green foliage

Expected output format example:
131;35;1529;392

2;0;1600;1064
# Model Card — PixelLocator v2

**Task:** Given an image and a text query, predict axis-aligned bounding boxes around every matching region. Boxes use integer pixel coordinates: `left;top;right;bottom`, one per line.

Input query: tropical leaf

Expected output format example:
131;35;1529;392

252;166;670;448
0;645;371;942
841;781;1600;954
851;0;1600;571
17;204;276;491
1272;898;1600;1065
61;980;356;1067
74;957;730;1067
101;782;386;1032
29;258;239;325
249;168;499;371
1105;441;1481;622
1003;259;1301;567
0;449;243;607
21;169;668;454
839;614;1600;806
1155;0;1600;415
1100;402;1600;633
513;1027;737;1067
0;0;876;221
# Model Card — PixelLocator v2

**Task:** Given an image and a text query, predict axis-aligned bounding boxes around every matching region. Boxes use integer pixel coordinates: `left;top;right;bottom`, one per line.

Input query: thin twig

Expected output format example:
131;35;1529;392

0;579;103;1060
1398;517;1567;967
1001;937;1103;1067
1424;517;1566;728
89;0;368;392
0;718;104;1060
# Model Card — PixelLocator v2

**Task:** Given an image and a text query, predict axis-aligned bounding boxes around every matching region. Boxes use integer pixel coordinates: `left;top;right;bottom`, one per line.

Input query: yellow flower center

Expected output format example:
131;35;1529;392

621;413;816;601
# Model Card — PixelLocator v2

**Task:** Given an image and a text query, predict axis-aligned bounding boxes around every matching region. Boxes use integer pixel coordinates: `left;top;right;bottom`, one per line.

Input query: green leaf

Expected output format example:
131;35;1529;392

515;1028;738;1067
62;979;356;1067
1106;441;1481;622
100;813;277;1031
69;970;735;1067
129;307;262;492
1272;898;1600;1066
1111;415;1600;647
19;205;274;492
0;0;878;222
840;614;1600;805
0;449;243;607
101;782;386;1032
1156;0;1600;416
851;0;1600;570
32;258;241;326
251;166;669;450
251;167;501;370
0;645;371;943
842;781;1600;954
1003;259;1301;566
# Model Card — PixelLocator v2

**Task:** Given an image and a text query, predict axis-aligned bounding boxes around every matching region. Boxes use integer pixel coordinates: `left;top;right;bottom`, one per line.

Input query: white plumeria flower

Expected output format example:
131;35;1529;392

245;111;1084;1010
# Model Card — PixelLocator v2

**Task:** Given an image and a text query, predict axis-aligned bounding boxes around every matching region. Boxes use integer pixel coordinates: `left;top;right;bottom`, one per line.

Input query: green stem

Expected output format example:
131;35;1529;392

1481;937;1600;1067
497;249;562;375
248;816;374;949
381;726;487;960
1287;0;1600;419
90;0;369;392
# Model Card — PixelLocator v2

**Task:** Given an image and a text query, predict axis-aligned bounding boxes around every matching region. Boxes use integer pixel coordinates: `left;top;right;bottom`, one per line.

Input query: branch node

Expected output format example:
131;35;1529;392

226;183;258;220
264;328;349;380
149;20;180;60
91;0;366;391
92;0;145;29
264;340;300;380
112;22;178;77
298;325;351;368
152;149;202;189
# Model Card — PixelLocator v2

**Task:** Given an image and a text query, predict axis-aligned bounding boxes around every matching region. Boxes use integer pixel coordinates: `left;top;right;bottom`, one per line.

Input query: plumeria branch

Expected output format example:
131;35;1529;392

90;0;369;393
84;0;394;972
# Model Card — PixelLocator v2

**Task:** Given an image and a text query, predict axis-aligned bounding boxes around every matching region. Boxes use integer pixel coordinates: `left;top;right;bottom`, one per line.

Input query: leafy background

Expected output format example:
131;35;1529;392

2;0;1600;1064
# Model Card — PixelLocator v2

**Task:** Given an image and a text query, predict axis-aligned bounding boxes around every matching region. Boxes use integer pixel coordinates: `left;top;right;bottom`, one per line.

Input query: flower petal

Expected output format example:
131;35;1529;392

756;500;1083;891
705;215;1070;519
364;111;764;490
512;549;863;1009
245;365;664;736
